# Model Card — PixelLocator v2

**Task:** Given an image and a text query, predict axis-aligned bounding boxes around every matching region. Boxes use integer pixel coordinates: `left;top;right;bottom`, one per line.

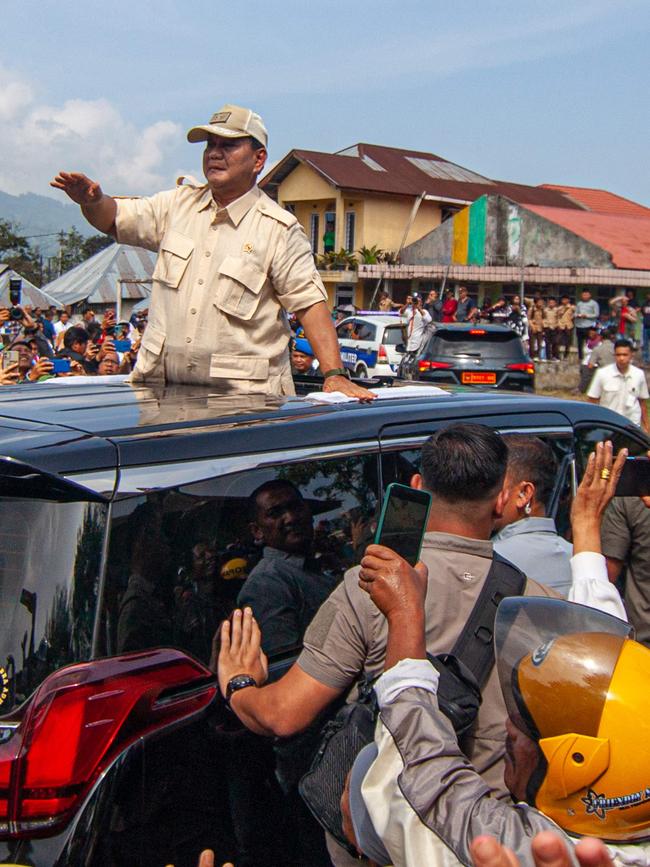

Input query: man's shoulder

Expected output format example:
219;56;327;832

256;190;298;228
524;576;561;599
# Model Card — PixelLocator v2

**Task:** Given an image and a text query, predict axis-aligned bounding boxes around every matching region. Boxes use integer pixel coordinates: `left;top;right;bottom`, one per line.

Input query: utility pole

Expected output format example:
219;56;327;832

58;231;65;277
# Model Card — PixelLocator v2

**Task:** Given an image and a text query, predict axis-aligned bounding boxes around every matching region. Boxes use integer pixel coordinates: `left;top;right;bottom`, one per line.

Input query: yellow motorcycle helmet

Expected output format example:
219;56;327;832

495;597;650;842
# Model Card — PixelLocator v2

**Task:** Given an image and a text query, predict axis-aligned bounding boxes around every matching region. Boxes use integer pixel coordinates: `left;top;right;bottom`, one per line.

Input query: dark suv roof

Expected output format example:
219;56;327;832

0;380;643;486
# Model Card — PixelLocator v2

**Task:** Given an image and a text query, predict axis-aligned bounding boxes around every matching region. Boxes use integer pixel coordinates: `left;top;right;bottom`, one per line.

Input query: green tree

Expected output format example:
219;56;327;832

0;218;42;286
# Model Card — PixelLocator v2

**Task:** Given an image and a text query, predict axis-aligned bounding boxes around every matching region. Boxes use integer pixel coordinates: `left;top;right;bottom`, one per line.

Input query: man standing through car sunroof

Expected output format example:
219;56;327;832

51;104;370;400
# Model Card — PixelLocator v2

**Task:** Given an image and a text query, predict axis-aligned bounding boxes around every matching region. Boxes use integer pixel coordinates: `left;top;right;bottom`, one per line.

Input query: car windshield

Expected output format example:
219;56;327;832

428;330;527;360
0;498;107;714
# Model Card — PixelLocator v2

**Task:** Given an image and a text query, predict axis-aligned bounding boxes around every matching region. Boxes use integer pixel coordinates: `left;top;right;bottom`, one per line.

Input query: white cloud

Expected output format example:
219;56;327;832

0;65;182;196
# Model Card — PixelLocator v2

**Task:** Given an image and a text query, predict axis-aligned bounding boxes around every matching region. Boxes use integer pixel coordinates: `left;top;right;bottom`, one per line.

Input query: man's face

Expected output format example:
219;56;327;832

561;297;569;306
548;299;557;308
503;716;542;802
581;291;591;301
84;311;94;322
202;135;267;201
16;344;34;373
71;339;88;356
291;349;314;373
459;288;467;299
98;351;120;375
60;313;69;323
428;291;438;301
191;542;217;582
251;485;313;554
615;346;632;372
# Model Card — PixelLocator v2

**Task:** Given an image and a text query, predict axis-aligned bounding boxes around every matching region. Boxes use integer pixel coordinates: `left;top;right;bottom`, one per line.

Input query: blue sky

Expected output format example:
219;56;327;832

2;0;649;205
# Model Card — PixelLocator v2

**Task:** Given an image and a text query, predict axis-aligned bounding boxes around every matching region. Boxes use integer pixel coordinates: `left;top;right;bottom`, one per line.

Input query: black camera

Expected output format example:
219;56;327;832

8;278;23;321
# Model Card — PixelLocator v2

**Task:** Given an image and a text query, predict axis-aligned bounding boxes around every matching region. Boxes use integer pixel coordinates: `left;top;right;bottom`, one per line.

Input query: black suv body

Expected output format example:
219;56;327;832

414;323;535;391
0;379;646;867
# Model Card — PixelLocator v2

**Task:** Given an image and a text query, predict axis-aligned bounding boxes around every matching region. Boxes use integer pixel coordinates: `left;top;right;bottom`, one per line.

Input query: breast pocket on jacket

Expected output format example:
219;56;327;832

154;230;194;288
214;256;267;321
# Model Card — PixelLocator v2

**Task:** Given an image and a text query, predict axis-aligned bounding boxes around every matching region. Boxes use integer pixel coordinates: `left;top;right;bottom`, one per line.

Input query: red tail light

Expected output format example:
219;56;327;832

418;360;452;371
469;329;486;335
377;344;388;360
506;363;535;375
0;649;216;837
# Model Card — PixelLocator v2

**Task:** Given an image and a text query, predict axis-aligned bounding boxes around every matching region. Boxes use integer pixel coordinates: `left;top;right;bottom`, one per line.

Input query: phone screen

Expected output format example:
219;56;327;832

374;483;432;566
615;457;650;497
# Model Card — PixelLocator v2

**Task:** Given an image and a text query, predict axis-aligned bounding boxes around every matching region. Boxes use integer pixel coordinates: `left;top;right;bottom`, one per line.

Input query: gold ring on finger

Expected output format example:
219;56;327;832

600;468;611;480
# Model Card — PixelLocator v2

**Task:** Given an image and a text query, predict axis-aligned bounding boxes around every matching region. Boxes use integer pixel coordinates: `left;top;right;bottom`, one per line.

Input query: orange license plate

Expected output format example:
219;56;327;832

461;371;497;384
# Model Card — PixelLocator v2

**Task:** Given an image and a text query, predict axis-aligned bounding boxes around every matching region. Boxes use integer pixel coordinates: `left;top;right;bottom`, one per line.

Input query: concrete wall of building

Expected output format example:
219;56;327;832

401;195;615;270
278;162;334;201
362;197;441;254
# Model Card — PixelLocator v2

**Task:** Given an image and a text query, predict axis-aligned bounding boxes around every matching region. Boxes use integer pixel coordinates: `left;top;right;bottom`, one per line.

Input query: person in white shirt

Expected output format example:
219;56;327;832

587;339;649;432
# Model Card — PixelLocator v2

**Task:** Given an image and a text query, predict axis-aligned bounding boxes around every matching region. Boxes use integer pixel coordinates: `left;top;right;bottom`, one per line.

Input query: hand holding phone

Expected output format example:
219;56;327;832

373;482;432;566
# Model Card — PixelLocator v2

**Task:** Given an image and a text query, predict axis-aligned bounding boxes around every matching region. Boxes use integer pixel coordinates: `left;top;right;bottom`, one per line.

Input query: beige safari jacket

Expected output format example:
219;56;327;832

115;181;327;393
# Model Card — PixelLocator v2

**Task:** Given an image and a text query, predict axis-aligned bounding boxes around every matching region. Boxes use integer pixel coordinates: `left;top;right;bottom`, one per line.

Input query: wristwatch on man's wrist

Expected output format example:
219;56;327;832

225;673;258;705
322;367;351;380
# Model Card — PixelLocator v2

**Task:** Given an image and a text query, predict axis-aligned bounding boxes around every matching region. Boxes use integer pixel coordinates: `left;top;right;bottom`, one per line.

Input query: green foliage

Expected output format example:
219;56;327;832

357;244;384;264
315;248;358;271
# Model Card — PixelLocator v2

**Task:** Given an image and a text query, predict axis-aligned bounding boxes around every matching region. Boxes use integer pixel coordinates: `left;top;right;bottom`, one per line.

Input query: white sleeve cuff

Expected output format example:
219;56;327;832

570;551;609;584
374;658;439;709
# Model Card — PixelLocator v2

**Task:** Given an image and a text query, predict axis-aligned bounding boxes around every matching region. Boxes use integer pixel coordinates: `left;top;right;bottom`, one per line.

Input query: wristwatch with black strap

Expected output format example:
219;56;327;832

322;367;351;380
225;673;257;705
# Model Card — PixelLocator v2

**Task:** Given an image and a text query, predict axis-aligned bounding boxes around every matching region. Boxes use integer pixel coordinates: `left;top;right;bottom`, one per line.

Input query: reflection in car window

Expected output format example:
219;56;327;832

382;325;405;346
0;500;107;712
99;454;379;665
575;425;647;475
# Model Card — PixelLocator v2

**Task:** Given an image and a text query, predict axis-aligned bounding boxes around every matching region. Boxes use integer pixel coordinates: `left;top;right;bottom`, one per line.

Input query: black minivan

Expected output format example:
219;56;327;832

0;378;645;866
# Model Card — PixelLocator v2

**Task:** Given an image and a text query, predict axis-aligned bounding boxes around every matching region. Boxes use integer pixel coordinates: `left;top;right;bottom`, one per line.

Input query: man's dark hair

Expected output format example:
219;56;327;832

86;321;102;341
602;328;615;340
420;423;507;503
614;338;633;351
248;136;265;151
63;326;89;349
248;479;302;522
501;435;557;512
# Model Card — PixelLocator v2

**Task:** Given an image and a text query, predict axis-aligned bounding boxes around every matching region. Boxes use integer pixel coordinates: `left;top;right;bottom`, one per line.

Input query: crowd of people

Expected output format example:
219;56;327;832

375;285;650;364
0;301;147;385
204;425;650;867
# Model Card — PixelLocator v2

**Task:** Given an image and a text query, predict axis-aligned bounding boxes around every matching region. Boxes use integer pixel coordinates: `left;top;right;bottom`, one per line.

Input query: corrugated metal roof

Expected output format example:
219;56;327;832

42;244;156;306
0;265;61;308
261;143;582;210
526;206;650;271
539;185;650;217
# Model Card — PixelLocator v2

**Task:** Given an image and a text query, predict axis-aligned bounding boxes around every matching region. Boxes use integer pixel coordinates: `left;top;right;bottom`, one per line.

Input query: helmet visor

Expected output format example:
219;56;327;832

495;598;633;739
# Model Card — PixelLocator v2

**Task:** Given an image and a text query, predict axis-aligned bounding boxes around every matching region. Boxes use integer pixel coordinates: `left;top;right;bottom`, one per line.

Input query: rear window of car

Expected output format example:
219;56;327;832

427;329;527;360
382;326;404;346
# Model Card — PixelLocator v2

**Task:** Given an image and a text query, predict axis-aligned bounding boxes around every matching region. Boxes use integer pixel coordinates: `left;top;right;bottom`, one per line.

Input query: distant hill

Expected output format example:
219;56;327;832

0;190;95;244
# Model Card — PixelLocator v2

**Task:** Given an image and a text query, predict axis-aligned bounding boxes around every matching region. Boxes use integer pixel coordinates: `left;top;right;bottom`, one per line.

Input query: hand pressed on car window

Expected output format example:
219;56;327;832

217;607;268;697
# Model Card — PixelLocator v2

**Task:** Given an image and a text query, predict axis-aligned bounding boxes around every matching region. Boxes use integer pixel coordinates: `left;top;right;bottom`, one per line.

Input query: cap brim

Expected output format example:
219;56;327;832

187;124;251;143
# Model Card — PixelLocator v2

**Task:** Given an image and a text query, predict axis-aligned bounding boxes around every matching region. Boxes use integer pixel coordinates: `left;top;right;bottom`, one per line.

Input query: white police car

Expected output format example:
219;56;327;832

335;312;405;380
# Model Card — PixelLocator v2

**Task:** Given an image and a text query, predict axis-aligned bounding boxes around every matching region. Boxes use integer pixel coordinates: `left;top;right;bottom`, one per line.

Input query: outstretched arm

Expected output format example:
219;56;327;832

50;171;117;234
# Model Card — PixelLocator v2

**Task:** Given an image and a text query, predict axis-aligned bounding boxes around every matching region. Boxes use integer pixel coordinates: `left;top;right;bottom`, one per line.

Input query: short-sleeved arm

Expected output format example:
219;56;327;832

637;373;650;400
601;500;632;563
297;568;371;690
114;188;178;252
586;368;604;399
269;222;328;314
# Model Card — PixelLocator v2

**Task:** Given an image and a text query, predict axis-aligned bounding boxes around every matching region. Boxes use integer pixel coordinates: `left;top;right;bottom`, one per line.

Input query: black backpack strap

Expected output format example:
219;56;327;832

449;553;526;689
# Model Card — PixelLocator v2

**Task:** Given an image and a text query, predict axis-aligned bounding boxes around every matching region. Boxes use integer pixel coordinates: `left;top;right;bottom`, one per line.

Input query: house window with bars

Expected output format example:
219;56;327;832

310;213;320;254
345;212;356;253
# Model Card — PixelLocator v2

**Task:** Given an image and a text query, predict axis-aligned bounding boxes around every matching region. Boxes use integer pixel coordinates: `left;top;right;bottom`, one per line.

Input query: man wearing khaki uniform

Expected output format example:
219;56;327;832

51;104;368;399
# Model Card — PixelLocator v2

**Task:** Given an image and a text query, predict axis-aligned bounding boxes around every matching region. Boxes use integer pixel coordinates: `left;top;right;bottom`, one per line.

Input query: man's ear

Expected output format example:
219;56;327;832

254;147;268;174
494;484;509;520
411;473;424;490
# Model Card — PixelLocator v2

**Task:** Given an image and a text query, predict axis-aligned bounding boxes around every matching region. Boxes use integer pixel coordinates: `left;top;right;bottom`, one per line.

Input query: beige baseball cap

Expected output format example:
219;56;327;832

187;104;268;148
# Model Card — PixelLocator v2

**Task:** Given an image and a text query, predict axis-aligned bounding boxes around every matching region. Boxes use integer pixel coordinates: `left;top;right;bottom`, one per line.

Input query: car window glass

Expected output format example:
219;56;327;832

575;425;647;474
382;326;405;346
354;322;376;341
429;331;526;360
98;453;379;665
0;499;107;712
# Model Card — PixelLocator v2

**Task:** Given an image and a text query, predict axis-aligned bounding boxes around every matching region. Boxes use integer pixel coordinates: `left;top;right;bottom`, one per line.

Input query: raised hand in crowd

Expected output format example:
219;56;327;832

0;308;9;326
0;363;19;386
216;607;268;695
98;337;116;361
358;543;428;667
27;357;53;382
570;440;627;555
470;830;614;867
